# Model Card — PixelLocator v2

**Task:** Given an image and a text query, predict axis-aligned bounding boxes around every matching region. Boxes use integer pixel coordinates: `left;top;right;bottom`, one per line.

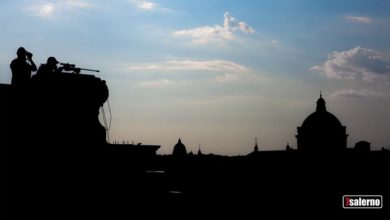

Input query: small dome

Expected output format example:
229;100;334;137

172;138;187;157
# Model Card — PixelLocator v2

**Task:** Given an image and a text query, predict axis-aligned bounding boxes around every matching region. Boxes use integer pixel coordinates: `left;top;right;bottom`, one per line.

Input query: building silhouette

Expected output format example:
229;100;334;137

197;144;203;156
247;138;260;156
354;140;371;152
172;138;187;157
285;143;292;151
296;94;348;151
3;57;388;216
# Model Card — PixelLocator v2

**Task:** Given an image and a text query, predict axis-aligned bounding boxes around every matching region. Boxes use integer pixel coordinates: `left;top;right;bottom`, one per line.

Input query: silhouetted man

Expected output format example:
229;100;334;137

36;57;61;78
10;47;37;87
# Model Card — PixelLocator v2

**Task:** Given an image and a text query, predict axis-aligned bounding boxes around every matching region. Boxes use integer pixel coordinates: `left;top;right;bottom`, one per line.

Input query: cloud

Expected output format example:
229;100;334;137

137;79;176;88
345;16;373;24
129;0;157;10
30;0;92;19
173;12;255;44
36;4;55;18
214;73;239;83
223;12;255;34
127;60;249;72
330;89;381;98
310;47;390;82
138;2;157;10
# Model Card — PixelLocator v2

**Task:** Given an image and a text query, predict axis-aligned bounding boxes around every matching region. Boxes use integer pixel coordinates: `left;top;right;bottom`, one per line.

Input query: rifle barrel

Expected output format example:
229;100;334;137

79;68;100;72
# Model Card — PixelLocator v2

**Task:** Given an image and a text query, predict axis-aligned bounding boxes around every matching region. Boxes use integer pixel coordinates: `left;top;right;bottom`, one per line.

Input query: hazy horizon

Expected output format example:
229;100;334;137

1;0;390;155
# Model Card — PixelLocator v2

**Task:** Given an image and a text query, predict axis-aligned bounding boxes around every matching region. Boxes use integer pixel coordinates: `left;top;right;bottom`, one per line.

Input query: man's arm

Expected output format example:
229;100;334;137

27;53;37;72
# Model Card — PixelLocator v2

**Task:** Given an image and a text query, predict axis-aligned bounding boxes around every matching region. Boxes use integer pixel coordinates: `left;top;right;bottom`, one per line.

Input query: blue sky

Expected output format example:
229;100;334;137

1;0;390;155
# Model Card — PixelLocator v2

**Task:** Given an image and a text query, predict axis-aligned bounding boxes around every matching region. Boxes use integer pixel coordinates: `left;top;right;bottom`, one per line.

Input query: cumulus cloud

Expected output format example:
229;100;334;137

128;0;157;10
223;12;255;34
311;47;390;82
138;2;157;10
36;4;55;18
330;89;381;98
173;12;255;44
127;60;249;72
345;16;373;24
31;0;92;19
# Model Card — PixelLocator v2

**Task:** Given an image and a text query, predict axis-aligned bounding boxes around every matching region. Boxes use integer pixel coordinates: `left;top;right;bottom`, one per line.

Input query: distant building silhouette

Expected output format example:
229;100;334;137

247;138;260;156
254;138;259;152
110;142;160;157
354;141;371;152
197;144;203;156
172;138;187;157
296;94;348;151
285;143;292;151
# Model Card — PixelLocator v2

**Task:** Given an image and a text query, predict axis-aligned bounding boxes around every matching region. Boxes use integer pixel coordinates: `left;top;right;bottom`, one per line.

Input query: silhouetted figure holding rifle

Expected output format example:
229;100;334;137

37;58;100;77
10;47;37;88
36;57;61;78
59;62;100;74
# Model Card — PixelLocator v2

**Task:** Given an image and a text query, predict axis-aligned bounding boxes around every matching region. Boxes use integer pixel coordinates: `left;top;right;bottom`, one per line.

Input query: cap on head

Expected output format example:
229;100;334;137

17;47;27;57
47;57;59;65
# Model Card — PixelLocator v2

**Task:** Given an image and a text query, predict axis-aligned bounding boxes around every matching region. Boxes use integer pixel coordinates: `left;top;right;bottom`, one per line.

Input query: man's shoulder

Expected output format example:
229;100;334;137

10;58;18;65
10;58;26;67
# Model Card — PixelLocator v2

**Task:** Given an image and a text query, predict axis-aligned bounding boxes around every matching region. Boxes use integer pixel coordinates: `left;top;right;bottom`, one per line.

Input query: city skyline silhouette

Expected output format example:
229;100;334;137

2;1;390;217
3;49;389;217
1;1;390;155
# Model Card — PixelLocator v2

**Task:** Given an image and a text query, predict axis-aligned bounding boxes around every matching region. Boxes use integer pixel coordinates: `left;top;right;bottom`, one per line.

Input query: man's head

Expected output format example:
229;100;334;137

17;47;27;58
47;57;59;67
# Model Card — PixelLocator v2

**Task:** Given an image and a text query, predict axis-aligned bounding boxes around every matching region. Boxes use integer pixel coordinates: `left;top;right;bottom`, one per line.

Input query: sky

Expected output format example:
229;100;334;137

1;0;390;155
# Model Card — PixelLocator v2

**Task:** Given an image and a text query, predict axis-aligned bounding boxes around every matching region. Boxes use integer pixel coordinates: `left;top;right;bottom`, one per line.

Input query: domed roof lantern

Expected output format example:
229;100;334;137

316;91;326;112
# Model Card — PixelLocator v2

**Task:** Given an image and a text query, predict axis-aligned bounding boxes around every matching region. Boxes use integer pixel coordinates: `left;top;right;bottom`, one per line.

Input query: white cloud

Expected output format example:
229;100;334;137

345;16;373;24
30;0;92;19
311;47;390;82
224;12;255;34
137;79;176;88
330;89;381;98
127;60;249;72
214;73;240;83
35;4;55;19
129;0;157;10
138;2;157;10
173;12;255;44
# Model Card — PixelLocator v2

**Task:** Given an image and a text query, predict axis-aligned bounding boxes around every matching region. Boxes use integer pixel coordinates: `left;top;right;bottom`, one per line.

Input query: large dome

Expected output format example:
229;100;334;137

301;111;342;129
172;138;187;157
296;94;347;151
301;94;342;129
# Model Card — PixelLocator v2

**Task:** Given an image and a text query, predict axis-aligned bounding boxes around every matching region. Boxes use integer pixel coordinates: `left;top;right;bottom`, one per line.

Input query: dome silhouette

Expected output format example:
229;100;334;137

172;138;187;157
296;94;348;151
301;110;342;129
